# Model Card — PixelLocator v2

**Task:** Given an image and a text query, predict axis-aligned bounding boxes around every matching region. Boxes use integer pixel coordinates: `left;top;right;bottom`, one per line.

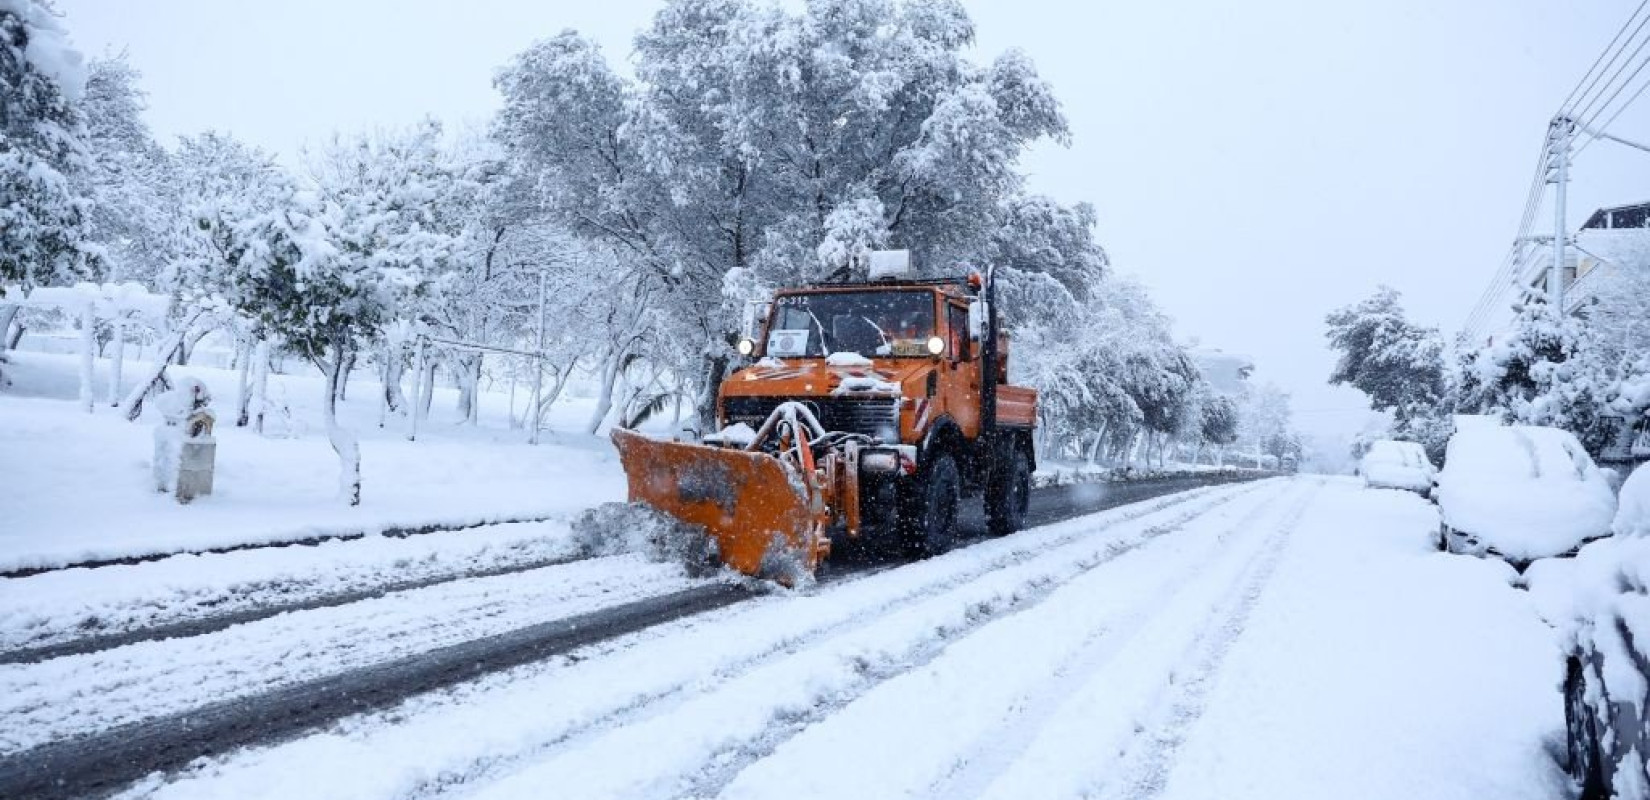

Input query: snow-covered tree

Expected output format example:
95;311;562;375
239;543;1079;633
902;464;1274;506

0;0;100;297
80;54;176;286
495;0;1081;424
1324;286;1453;461
1457;298;1615;456
1324;287;1446;417
308;121;475;421
210;191;410;505
1239;382;1296;467
1199;392;1240;460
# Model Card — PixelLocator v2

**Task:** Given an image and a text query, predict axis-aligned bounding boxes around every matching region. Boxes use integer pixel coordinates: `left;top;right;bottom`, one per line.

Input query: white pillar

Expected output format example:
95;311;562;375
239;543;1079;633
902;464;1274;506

106;316;125;407
79;302;95;414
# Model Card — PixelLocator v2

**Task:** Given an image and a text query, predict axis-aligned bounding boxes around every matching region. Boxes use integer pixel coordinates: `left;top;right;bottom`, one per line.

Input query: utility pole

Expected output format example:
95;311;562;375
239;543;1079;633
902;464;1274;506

1548;115;1573;314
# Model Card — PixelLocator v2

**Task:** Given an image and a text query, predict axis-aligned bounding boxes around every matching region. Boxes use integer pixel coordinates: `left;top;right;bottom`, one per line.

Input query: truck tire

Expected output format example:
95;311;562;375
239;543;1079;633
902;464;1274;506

903;454;960;557
986;447;1030;536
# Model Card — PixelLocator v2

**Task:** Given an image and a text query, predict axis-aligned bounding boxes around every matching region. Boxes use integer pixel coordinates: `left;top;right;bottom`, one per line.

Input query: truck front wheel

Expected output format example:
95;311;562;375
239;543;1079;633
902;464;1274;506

986;447;1030;536
902;454;960;557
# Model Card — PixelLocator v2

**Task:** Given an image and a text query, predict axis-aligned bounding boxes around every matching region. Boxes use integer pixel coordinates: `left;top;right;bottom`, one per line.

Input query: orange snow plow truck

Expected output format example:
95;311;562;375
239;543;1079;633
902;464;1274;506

611;250;1037;581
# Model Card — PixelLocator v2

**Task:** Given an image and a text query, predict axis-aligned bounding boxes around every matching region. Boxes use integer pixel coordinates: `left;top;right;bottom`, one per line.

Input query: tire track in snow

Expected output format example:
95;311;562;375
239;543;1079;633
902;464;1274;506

0;554;705;755
0;551;593;665
450;483;1294;800
950;478;1320;800
386;483;1261;800
919;480;1317;800
705;480;1307;800
1081;478;1322;800
134;481;1267;800
3;473;1257;663
0;582;753;800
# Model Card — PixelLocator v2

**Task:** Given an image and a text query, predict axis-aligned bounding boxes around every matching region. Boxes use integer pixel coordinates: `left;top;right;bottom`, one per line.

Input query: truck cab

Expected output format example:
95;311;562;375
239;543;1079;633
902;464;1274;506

718;257;1038;554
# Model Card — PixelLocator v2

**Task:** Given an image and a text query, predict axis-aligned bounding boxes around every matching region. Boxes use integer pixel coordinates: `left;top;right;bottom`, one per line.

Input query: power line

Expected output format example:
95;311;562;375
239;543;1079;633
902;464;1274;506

1567;4;1650;122
1573;42;1650;131
1464;2;1650;339
1576;70;1650;155
1461;139;1551;336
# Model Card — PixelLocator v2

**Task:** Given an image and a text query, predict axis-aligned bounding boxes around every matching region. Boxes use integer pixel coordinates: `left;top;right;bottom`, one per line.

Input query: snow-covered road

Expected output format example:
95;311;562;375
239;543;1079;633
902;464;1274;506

0;476;1570;799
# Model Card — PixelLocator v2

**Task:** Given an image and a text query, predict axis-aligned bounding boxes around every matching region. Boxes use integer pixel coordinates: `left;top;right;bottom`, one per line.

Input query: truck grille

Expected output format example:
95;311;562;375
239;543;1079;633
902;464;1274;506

723;397;900;441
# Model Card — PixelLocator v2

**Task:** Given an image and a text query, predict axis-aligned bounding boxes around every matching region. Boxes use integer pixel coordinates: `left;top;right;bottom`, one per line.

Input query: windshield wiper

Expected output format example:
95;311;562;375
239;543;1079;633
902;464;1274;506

805;307;831;355
863;316;893;354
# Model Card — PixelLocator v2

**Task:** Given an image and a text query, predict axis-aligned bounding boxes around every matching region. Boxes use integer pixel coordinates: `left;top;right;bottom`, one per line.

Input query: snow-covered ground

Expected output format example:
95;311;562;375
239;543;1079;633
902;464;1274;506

0;350;631;572
0;477;1559;800
0;349;1581;800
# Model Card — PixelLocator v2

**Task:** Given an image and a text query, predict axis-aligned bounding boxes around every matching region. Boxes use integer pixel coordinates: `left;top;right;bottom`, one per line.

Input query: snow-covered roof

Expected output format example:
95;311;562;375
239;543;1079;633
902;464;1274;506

1574;227;1650;273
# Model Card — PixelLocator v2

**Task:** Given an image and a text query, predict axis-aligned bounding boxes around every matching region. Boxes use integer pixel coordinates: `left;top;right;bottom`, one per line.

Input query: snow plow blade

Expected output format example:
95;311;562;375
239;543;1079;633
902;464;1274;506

610;428;828;580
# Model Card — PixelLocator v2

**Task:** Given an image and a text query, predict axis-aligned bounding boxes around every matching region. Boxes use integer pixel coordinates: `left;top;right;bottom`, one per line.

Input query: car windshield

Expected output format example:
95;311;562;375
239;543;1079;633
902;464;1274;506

765;291;935;358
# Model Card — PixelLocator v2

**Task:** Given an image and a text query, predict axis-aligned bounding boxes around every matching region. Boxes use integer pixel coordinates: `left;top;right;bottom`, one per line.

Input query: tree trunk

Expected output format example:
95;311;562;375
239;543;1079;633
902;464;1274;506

587;352;623;435
534;359;576;432
456;353;482;425
321;340;361;507
418;359;436;420
0;305;19;351
694;353;730;434
251;339;270;434
107;318;126;407
1086;424;1107;465
508;370;519;429
381;341;406;417
335;348;356;402
234;336;253;426
176;326;211;366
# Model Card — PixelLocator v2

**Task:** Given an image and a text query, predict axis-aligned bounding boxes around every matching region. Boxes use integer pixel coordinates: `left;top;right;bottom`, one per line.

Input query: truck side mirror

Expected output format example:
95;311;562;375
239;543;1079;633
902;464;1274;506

743;299;770;340
968;300;989;341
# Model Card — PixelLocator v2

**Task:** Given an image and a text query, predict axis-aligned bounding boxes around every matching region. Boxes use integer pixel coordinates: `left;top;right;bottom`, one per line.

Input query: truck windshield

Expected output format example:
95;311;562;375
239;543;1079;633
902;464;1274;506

766;291;935;358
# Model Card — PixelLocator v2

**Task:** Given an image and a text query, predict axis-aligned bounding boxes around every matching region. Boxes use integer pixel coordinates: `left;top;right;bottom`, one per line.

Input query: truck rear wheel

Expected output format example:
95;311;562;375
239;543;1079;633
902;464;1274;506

986;447;1030;536
902;454;960;557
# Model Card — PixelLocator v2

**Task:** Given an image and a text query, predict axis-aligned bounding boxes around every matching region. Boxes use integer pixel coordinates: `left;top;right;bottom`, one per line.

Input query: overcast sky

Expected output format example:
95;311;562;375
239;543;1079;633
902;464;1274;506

53;0;1650;448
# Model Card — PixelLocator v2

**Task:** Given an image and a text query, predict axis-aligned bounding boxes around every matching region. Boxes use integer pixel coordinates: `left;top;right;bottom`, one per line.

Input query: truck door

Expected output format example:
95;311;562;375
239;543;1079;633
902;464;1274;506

939;301;981;438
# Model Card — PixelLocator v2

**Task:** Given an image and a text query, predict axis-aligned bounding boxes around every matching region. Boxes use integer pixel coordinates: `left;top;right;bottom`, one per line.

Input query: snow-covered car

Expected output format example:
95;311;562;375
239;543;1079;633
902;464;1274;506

1530;464;1650;799
1357;439;1435;494
1432;424;1616;567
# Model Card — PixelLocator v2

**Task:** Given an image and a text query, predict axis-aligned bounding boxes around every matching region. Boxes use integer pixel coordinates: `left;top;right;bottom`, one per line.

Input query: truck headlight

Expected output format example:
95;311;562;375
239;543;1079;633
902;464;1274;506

737;338;755;356
926;336;945;355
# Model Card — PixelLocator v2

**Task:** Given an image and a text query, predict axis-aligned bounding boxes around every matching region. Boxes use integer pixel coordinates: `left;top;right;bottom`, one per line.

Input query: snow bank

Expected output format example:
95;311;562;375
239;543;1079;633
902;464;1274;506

1434;425;1616;561
0;519;584;653
0;351;626;572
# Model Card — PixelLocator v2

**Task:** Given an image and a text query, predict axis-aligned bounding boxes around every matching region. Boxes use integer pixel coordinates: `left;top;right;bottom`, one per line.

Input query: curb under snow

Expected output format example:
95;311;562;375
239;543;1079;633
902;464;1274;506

0;513;562;580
